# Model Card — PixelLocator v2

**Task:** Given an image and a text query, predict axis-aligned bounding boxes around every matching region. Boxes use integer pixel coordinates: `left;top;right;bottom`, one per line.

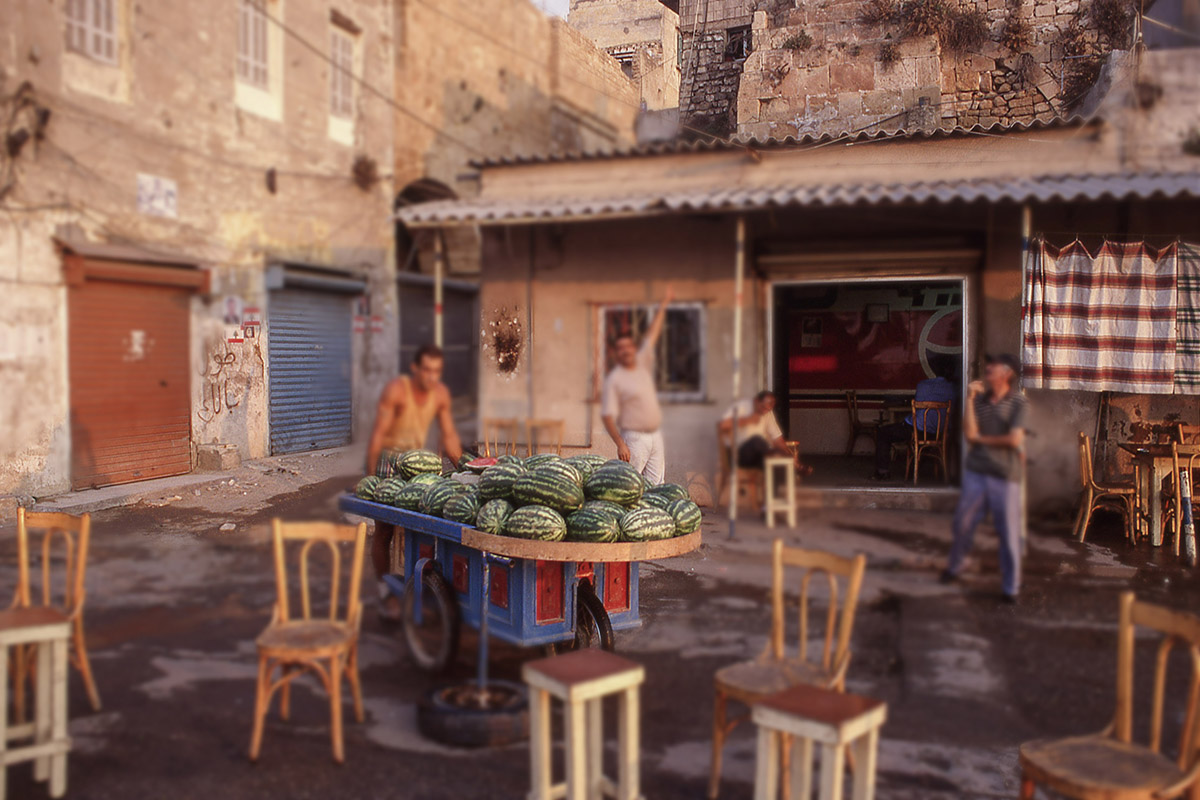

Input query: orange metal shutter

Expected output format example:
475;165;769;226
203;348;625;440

68;273;192;489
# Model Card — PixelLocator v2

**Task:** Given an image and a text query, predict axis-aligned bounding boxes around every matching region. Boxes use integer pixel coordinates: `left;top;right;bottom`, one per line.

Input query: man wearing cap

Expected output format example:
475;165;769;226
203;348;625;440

941;353;1028;603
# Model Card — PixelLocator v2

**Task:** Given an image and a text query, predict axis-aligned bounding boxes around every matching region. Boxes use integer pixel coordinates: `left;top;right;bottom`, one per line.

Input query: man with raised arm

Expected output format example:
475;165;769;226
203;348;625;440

601;286;674;485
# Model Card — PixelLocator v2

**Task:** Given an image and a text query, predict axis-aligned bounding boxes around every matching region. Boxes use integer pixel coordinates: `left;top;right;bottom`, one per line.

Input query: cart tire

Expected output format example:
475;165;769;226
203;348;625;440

416;681;529;748
546;583;615;655
402;568;460;673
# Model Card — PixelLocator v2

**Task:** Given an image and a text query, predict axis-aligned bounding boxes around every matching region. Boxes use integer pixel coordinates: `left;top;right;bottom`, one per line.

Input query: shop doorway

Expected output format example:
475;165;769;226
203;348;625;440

770;278;966;488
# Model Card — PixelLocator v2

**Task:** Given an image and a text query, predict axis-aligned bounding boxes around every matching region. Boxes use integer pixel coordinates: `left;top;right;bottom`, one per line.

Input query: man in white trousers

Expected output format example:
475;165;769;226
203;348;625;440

601;286;673;484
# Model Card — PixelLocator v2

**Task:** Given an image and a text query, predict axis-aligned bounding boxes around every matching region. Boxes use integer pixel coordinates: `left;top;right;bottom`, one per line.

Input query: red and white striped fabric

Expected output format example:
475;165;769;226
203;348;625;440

1023;240;1178;393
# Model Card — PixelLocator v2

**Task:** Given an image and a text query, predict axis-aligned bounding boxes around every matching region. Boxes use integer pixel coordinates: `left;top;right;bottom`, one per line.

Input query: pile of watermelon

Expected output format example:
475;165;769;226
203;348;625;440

354;450;702;543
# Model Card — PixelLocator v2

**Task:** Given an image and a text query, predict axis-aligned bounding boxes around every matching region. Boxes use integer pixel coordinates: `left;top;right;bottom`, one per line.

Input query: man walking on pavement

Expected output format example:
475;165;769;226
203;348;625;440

366;343;463;620
941;353;1028;604
602;286;673;485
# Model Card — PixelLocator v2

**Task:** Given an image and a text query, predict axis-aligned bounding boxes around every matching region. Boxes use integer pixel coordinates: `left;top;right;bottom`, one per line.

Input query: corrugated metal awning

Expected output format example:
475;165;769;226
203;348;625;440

396;171;1200;228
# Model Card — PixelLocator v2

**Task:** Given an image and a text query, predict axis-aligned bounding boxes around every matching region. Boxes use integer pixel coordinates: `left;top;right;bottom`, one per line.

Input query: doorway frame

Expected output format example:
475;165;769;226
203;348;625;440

766;273;972;492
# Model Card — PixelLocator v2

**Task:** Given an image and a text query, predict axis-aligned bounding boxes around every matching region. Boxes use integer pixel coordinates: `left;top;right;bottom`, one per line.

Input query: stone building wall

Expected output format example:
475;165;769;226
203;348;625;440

569;0;682;109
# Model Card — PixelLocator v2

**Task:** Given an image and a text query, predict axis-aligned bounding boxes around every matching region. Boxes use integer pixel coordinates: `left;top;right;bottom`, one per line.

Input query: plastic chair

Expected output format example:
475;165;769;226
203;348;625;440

904;400;951;485
709;539;867;799
1020;592;1200;799
1075;432;1136;543
249;519;368;763
11;509;101;718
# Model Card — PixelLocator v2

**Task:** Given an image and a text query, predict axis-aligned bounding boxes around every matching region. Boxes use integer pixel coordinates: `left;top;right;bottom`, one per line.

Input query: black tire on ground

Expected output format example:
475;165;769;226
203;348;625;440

416;680;530;748
544;582;615;655
402;568;461;672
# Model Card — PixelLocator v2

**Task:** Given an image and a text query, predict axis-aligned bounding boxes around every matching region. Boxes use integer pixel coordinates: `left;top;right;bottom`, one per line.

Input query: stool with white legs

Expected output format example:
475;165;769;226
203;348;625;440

523;649;645;800
752;684;886;800
763;456;797;528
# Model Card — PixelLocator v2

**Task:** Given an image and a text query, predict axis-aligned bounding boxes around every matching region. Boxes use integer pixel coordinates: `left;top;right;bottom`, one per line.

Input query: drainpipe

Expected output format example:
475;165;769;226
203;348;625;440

434;229;445;348
729;216;746;540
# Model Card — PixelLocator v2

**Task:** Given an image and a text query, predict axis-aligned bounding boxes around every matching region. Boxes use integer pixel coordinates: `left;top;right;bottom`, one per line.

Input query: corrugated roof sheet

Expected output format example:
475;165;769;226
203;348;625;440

397;171;1200;226
470;116;1087;168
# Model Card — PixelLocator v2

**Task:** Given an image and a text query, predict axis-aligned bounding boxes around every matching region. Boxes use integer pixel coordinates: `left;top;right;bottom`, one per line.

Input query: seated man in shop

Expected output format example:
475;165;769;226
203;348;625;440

873;366;956;480
366;343;463;621
718;390;811;475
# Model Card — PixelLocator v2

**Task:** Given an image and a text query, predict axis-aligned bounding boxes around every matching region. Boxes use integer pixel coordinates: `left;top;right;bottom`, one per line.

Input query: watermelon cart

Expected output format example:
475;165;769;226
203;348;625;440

339;450;703;745
336;493;702;669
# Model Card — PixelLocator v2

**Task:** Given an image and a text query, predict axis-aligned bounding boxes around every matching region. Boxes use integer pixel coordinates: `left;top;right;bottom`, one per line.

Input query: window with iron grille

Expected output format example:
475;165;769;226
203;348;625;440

65;0;117;64
724;25;751;62
601;303;706;401
329;27;355;119
237;0;269;89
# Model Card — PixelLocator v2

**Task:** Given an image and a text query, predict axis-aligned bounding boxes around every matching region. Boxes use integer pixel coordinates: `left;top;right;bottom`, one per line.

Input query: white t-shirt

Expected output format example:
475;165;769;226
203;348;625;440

601;345;663;433
722;399;783;447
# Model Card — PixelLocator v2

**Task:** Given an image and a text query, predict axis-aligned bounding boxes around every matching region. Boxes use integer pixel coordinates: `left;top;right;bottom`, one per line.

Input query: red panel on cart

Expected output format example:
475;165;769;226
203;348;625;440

452;555;470;594
418;543;434;563
535;560;565;623
490;566;509;610
605;562;631;612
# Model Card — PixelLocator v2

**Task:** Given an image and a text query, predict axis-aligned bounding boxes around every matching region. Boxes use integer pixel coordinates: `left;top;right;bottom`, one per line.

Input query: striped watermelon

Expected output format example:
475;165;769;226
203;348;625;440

566;509;621;543
619;507;677;542
649;483;690;503
585;463;644;506
394;483;427;511
375;477;407;506
524;453;562;470
479;463;526;501
495;454;524;467
400;449;444;478
534;461;583;488
475;499;514;534
566;454;607;479
582;499;627;521
512;472;584;513
442;492;480;525
376;450;405;478
641;492;673;511
420;481;469;516
668;498;702;535
409;473;442;487
504;506;567;541
355;475;382;500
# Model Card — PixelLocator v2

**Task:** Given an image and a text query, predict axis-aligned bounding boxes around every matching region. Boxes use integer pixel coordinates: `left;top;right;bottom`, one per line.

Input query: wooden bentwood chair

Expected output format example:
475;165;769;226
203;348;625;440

845;391;882;456
708;539;867;799
1019;592;1200;799
526;418;564;456
480;417;521;457
249;519;368;763
905;400;952;485
1075;432;1137;544
10;508;102;719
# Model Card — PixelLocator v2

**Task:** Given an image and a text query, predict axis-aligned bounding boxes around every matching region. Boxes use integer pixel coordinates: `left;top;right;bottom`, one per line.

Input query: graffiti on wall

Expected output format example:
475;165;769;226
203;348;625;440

197;339;264;424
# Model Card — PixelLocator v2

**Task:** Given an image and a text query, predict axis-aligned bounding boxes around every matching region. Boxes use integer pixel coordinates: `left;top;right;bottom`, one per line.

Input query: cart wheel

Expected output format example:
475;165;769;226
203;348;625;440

402;568;461;672
546;583;615;655
416;680;529;748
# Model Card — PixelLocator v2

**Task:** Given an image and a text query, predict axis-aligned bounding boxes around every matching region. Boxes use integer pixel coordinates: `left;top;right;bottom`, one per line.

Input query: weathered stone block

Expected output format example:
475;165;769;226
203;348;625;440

862;88;903;114
831;61;875;92
875;58;919;91
197;443;241;471
838;90;864;117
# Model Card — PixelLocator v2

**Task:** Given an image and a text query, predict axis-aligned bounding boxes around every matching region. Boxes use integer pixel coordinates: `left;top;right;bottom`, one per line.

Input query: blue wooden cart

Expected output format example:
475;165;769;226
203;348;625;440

338;493;702;673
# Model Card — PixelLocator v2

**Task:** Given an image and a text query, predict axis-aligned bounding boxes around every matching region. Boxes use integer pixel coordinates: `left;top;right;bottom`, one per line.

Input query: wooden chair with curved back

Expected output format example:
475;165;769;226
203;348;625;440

905;400;951;485
481;417;521;457
526;418;564;456
1075;432;1137;543
11;508;102;719
708;539;867;799
249;519;368;763
1020;592;1200;799
1167;443;1200;559
845;391;881;456
1175;424;1200;445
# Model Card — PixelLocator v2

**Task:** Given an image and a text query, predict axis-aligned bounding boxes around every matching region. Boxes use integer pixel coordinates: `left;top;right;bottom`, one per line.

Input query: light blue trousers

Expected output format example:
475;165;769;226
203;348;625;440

947;469;1022;596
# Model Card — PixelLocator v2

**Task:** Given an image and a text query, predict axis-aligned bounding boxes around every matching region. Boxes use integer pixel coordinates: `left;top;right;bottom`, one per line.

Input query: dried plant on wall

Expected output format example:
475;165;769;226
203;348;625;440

484;308;523;375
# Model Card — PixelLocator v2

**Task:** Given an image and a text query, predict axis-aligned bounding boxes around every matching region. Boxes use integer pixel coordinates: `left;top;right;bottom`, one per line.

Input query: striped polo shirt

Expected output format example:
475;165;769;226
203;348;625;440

965;390;1029;481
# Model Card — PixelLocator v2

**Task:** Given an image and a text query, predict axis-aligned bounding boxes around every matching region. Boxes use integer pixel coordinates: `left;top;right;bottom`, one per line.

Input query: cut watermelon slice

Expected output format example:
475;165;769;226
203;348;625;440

465;456;499;473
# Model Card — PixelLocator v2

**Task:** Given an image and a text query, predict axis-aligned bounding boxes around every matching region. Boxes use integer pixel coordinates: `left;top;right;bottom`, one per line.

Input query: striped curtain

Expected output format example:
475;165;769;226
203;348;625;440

1023;240;1179;393
1175;243;1200;393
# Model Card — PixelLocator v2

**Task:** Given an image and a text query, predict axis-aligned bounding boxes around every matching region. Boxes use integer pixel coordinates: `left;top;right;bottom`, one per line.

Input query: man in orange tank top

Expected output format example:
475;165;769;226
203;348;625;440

366;344;462;620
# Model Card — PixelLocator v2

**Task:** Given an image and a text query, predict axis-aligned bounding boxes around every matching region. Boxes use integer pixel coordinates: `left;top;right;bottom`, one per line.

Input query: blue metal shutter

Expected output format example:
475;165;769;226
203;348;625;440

268;288;353;454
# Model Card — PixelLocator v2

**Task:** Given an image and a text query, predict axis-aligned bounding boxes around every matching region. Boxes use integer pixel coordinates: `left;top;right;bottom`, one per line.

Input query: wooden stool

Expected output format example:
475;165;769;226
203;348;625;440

523;649;645;800
763;456;797;528
752;684;886;800
0;607;72;800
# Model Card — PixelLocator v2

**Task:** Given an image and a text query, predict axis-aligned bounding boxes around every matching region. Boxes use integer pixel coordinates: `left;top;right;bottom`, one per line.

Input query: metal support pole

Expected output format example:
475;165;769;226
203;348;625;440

1019;204;1032;555
478;555;491;694
434;229;446;348
729;216;746;540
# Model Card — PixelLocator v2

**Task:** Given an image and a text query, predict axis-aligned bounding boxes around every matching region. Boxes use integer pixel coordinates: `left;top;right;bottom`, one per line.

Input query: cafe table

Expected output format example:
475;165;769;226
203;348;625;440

1116;442;1200;547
